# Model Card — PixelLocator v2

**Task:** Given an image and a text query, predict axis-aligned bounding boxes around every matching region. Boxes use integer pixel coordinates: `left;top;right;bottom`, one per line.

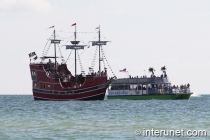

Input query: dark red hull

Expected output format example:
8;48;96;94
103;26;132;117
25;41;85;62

32;84;108;100
33;91;106;100
30;63;111;101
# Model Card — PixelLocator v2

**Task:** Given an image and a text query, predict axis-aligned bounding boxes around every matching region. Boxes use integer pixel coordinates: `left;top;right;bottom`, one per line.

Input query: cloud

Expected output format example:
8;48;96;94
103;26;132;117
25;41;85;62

0;0;51;13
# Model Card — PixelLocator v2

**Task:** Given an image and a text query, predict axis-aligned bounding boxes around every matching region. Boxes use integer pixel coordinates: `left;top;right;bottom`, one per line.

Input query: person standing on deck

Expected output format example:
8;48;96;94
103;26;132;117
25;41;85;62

67;74;71;82
48;59;52;69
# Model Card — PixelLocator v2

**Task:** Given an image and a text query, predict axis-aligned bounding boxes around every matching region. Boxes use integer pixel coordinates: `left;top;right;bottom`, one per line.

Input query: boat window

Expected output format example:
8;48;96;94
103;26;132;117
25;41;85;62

34;82;40;89
48;85;51;88
143;85;146;90
135;85;138;90
138;85;142;90
31;70;36;76
129;85;137;90
122;85;129;90
110;85;115;90
44;84;46;88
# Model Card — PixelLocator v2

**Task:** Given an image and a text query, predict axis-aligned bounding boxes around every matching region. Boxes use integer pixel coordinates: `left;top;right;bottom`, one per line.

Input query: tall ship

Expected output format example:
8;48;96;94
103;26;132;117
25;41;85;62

29;24;112;100
107;67;193;100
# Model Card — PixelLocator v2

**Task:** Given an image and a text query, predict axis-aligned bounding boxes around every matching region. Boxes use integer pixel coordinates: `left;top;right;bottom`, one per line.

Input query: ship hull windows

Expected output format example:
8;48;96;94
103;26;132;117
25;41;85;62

31;70;37;80
33;82;40;89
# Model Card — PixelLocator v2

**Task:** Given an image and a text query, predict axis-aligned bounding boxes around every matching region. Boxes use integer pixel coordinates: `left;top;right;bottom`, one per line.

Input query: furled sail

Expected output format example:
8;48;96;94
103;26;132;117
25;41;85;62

51;39;61;44
66;45;86;50
91;41;109;46
70;41;80;45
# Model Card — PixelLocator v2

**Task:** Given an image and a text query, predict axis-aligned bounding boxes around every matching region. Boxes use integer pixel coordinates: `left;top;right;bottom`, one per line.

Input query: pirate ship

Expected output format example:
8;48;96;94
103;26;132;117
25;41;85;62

29;24;113;100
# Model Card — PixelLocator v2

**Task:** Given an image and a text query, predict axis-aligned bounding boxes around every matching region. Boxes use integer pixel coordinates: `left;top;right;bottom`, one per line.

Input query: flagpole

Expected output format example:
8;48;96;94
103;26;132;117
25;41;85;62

126;71;129;78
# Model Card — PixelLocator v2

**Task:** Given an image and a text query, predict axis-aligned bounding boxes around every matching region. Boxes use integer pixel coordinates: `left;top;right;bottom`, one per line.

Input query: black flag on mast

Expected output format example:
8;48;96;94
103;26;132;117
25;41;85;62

28;52;36;58
29;51;38;61
33;56;38;60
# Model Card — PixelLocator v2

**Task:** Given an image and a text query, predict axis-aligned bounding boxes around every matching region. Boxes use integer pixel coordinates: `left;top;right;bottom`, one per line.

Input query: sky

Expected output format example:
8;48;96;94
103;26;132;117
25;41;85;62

0;0;210;95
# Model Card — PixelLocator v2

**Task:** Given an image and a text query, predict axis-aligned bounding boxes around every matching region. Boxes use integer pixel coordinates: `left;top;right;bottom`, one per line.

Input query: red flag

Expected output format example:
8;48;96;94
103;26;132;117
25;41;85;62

72;23;76;26
48;26;54;29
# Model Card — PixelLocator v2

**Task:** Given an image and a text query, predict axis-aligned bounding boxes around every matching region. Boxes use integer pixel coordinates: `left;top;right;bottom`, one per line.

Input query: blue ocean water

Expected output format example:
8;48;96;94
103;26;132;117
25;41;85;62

0;95;209;140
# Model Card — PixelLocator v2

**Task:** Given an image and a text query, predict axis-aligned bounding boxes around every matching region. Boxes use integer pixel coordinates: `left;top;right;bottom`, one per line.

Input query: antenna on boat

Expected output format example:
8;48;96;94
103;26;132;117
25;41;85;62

65;23;86;83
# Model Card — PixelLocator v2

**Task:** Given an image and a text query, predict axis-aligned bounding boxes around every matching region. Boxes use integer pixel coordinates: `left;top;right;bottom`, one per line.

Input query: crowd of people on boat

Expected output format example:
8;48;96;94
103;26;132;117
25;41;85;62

126;74;168;79
45;59;108;88
172;83;190;89
88;70;107;77
128;75;148;78
46;59;70;77
110;83;190;91
46;59;78;86
46;59;107;77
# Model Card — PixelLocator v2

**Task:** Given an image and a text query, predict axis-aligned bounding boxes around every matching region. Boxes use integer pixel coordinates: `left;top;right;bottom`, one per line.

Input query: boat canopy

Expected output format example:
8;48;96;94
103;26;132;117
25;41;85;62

111;77;169;85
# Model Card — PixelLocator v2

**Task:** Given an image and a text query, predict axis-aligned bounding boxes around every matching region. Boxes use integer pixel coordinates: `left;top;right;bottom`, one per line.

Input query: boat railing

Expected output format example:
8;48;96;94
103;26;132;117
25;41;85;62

148;88;191;94
172;88;190;94
149;77;169;83
30;62;51;65
112;77;170;85
148;88;171;94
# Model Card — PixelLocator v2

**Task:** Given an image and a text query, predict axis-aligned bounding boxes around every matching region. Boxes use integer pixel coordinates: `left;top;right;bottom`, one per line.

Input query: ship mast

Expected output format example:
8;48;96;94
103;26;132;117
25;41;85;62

54;29;57;74
50;29;61;75
66;24;86;83
90;26;110;73
98;25;101;73
74;26;77;82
